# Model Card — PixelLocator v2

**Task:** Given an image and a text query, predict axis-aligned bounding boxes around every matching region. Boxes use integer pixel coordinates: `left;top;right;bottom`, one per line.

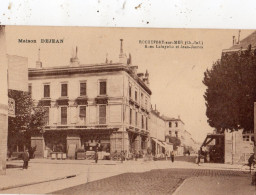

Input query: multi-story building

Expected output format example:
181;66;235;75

149;106;173;156
28;40;151;158
163;116;185;139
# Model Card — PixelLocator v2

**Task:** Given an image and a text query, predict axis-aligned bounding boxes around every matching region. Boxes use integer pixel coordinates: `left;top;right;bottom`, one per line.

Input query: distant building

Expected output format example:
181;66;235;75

28;40;152;158
149;106;173;157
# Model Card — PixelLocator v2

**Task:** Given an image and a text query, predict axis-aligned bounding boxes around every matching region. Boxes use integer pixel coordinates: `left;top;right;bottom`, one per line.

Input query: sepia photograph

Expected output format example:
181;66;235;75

0;25;256;194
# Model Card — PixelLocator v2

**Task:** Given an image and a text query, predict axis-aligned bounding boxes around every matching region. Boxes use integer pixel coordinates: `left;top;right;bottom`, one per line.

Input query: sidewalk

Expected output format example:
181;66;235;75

0;159;249;194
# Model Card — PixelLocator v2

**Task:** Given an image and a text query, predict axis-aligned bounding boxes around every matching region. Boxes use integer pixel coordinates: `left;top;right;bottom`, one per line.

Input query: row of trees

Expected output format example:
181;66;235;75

203;45;256;133
8;90;46;151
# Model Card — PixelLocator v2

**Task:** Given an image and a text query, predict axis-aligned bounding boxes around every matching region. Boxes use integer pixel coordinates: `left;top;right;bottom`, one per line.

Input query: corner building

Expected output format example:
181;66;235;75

28;41;151;158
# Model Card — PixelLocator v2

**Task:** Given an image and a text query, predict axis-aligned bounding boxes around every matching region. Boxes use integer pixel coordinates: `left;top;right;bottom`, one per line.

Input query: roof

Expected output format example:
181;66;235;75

28;63;152;95
161;115;185;124
229;31;256;50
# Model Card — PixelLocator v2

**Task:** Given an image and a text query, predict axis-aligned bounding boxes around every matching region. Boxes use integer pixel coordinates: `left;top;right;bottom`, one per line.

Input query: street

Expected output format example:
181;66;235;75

54;168;253;195
1;159;255;194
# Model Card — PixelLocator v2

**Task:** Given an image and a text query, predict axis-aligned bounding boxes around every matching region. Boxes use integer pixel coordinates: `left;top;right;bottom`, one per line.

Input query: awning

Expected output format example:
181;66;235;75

151;138;166;148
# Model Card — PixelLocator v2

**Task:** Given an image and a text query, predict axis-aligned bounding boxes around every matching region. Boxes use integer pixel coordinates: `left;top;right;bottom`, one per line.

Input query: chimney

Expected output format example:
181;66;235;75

105;53;109;64
237;30;241;44
36;48;42;68
232;36;236;46
137;73;144;79
70;46;80;67
155;104;156;111
127;53;132;65
119;39;127;64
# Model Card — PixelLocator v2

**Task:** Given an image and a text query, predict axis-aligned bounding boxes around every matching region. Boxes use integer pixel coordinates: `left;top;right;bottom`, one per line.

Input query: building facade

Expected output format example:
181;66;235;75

28;40;152;158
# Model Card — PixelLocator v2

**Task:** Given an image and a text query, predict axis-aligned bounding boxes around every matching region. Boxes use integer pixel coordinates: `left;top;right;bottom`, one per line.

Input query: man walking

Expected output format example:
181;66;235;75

22;149;29;169
95;151;98;164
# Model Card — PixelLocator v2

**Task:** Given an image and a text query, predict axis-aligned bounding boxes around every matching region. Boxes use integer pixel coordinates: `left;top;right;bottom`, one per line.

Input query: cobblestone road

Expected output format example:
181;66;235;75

54;168;250;195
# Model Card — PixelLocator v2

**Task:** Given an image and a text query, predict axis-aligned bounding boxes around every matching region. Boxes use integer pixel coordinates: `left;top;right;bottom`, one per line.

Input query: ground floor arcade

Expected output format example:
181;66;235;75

31;128;150;159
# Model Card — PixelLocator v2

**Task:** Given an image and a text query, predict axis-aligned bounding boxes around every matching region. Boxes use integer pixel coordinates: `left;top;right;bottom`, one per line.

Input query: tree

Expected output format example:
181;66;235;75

203;46;256;133
8;89;46;151
168;136;181;150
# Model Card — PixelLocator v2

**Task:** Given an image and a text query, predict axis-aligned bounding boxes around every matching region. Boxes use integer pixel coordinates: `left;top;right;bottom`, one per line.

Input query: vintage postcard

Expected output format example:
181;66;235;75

0;26;256;194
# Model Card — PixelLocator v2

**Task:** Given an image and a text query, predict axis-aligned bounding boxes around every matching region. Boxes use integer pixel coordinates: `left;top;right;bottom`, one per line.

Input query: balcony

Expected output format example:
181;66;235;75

38;98;51;106
56;97;69;106
129;98;135;105
95;95;108;104
134;101;140;108
75;96;88;105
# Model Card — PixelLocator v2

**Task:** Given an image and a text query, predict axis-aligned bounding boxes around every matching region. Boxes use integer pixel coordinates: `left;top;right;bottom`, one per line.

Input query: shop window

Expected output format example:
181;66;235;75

44;84;50;98
61;83;68;97
99;81;107;95
61;107;67;125
80;82;87;96
99;105;106;124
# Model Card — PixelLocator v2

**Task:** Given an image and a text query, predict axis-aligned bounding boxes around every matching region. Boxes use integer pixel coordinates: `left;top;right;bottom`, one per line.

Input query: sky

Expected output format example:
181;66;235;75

4;26;254;143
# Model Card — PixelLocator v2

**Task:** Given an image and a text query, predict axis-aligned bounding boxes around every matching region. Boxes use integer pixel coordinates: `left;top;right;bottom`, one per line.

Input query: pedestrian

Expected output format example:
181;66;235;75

171;151;175;163
197;150;201;166
121;151;124;163
95;150;98;163
165;151;168;161
135;150;138;161
22;149;29;169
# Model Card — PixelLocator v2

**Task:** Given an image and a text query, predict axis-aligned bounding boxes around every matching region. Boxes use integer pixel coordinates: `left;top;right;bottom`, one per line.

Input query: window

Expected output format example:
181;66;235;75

169;122;172;127
175;122;178;127
44;107;50;125
175;131;178;138
129;109;132;125
135;112;138;126
145;97;148;109
80;82;87;96
79;106;86;123
169;131;172;136
141;93;144;105
243;135;250;141
146;117;148;130
99;81;107;95
44;84;50;98
99;105;106;124
135;91;138;102
61;83;68;97
141;115;144;129
129;85;132;98
28;84;32;95
61;107;67;125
